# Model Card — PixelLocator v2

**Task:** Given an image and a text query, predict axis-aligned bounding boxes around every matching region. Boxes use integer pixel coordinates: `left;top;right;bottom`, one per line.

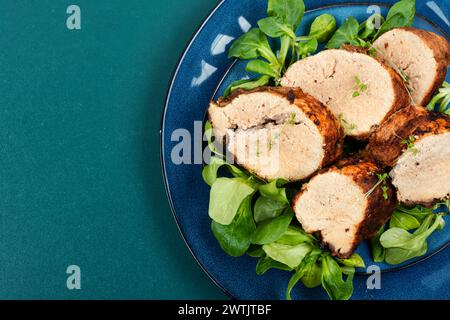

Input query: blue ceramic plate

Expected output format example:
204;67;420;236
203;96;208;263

162;0;450;299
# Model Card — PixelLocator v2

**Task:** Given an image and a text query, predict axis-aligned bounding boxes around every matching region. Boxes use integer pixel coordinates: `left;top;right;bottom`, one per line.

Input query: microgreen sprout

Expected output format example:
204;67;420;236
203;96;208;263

401;135;419;155
289;112;296;125
338;113;357;137
352;76;368;98
365;173;389;199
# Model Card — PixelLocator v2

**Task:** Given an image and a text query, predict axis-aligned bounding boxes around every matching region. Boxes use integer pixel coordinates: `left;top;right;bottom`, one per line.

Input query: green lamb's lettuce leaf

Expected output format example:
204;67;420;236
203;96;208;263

381;213;445;264
384;243;428;265
286;250;321;299
395;205;434;223
246;60;281;78
254;196;287;223
389;211;421;230
223;76;271;98
358;14;385;40
381;214;437;250
202;156;248;187
246;245;265;258
296;37;318;59
263;242;312;269
252;209;293;245
276;225;316;246
266;0;305;66
256;255;293;275
325;17;361;49
258;179;289;204
370;227;386;263
427;82;450;114
321;254;354;300
337;253;366;268
374;0;415;39
286;266;306;300
228;28;278;64
381;227;422;250
267;0;305;30
300;256;322;288
208;177;255;225
211;196;256;257
258;16;297;39
308;13;337;43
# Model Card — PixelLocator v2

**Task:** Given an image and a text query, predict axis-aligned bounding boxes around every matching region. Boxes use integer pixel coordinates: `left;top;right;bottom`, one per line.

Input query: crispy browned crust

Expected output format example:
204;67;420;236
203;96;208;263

398;27;450;105
367;105;450;167
381;58;413;122
330;159;397;258
341;44;369;55
211;86;344;175
292;158;396;259
290;88;345;169
340;45;411;140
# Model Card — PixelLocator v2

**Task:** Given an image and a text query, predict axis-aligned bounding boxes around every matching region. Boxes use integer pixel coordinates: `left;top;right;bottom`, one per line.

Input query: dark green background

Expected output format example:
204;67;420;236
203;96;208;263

0;0;227;299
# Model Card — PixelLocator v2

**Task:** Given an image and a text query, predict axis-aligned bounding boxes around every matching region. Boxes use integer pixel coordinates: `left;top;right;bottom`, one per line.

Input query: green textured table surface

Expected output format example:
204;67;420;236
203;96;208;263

0;0;226;299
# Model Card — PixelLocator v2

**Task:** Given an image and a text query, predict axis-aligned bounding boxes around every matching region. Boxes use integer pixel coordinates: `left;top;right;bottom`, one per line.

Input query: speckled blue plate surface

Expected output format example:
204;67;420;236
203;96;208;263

162;0;450;299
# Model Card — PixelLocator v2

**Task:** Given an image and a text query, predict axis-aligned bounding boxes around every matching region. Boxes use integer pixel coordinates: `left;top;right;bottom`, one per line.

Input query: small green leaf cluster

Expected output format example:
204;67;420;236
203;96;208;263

370;203;448;264
225;0;336;97
352;76;368;98
427;82;450;115
326;0;415;49
401;135;419;155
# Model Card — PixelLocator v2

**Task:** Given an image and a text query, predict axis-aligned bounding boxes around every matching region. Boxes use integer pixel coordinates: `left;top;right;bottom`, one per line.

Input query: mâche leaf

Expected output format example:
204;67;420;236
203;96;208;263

286;250;321;299
211;196;256;256
359;14;385;40
427;82;450;114
202;156;248;187
326;16;360;49
389;211;421;230
321;254;354;300
246;60;281;78
276;225;316;246
208;178;255;225
247;245;265;258
223;76;271;98
380;213;445;264
258;179;289;203
266;0;305;68
286;265;305;300
252;209;293;245
256;255;293;275
380;228;418;249
370;227;386;263
258;16;297;39
203;121;224;156
395;205;433;223
374;0;415;39
263;242;312;269
296;37;318;59
228;28;277;63
384;243;427;265
337;253;365;268
267;0;305;30
300;255;322;288
254;196;287;223
308;13;337;43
